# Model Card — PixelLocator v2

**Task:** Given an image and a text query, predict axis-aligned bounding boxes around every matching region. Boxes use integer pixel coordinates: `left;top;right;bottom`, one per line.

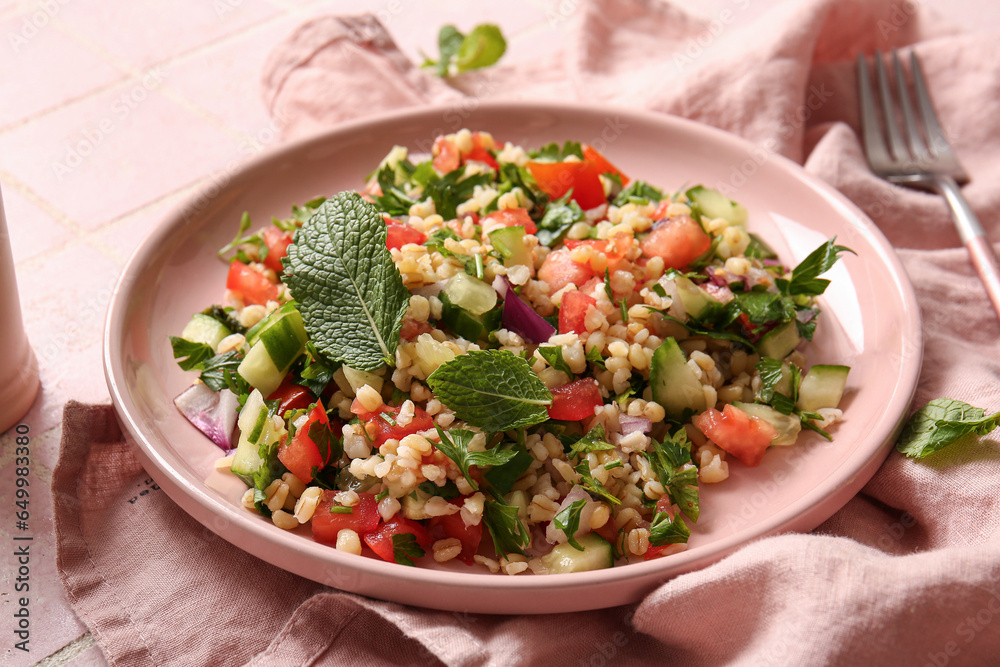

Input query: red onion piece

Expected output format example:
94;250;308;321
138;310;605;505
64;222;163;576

498;276;555;344
619;414;652;435
174;383;240;449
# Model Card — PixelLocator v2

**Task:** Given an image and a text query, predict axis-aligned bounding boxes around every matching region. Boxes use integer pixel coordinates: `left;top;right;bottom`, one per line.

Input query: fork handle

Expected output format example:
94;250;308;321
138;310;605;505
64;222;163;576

936;175;1000;325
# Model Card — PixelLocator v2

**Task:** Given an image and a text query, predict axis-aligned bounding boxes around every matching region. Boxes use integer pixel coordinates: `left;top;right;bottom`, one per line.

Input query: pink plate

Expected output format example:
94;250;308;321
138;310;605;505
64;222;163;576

104;102;921;614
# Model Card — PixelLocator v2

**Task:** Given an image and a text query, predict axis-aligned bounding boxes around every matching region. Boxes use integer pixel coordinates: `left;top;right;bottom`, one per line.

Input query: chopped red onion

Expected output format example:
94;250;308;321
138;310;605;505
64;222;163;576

498;276;555;343
174;383;240;449
619;415;652;435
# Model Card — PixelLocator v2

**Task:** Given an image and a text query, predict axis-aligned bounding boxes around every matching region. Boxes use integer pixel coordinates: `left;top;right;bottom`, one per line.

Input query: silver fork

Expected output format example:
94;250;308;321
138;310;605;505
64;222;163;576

857;49;1000;324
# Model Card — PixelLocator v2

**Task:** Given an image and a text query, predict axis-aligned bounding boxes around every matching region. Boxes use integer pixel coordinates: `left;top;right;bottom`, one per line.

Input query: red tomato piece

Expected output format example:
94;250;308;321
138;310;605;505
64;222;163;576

548;378;603;421
694;404;778;467
365;516;432;564
564;235;633;275
261;226;293;274
278;402;331;483
432;135;461;173
428;501;482;565
526;160;606;210
537;248;596;294
559;290;597;335
582;144;630;186
350;402;435;447
386;221;427;250
312;491;380;545
484;207;538;235
267;376;314;415
463;145;499;170
639;215;712;270
226;259;280;306
650;199;672;221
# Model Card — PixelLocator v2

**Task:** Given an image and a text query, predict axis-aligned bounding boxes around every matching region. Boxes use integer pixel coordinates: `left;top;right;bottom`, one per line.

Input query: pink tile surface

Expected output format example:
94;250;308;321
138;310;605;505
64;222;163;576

1;183;74;264
0;10;125;129
15;244;122;438
89;187;197;266
0;80;243;229
55;0;281;70
163;16;303;139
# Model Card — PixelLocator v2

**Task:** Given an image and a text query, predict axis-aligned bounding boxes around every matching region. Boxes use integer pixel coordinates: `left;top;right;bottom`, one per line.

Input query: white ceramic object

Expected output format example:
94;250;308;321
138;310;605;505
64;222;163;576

0;186;39;434
104;103;922;614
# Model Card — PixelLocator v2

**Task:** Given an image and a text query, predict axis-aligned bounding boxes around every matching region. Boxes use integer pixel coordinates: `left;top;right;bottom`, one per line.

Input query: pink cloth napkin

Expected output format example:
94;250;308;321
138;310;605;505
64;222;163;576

56;0;1000;663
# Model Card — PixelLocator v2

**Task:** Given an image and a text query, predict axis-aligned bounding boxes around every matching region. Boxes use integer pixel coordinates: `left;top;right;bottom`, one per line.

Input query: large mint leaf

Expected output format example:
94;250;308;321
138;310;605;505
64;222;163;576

896;398;1000;458
283;192;408;371
426;350;552;432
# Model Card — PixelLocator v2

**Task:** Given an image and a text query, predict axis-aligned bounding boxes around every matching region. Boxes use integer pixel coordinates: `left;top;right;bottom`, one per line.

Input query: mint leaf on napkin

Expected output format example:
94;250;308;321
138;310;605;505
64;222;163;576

282;192;408;371
896;398;1000;458
422;23;506;77
426;349;552;432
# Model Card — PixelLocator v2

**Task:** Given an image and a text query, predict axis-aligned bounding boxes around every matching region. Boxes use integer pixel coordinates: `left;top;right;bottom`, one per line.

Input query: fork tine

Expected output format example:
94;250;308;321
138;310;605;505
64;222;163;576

891;49;930;164
910;52;968;183
873;50;909;162
856;54;892;168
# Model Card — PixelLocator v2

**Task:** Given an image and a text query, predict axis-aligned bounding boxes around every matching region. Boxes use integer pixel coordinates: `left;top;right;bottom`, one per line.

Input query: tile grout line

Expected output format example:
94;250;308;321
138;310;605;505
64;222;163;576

32;632;97;667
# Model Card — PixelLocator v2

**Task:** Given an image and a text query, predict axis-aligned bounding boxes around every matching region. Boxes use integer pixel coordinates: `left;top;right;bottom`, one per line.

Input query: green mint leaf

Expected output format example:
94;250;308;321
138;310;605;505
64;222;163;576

427;350;552;432
456;24;506;72
424;166;492;220
497;163;547;210
777;238;855;297
536;345;573;375
200;304;247;335
283;192;409;371
647;430;699;522
418;480;461;500
553;499;587;551
569;423;615;456
755;357;784;403
649;511;690;546
612;180;663;207
585;345;606;369
574;462;620;506
529;141;584;162
371;165;418;217
169;336;216;371
483;490;530;556
433;426;518;491
392;532;425;566
896;398;1000;458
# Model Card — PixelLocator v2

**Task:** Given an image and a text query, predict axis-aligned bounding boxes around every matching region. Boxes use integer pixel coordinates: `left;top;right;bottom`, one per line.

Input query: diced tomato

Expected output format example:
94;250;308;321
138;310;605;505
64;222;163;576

365;515;433;564
564;235;633;274
432;135;461;173
582;145;629;186
548;378;603;421
526;160;606;210
226;259;280;306
278;402;331;483
267;376;314;415
399;318;433;341
260;226;293;274
538;248;596;293
694;404;778;467
639;215;712;269
350;402;435;447
312;491;381;545
428;501;482;565
559;290;596;334
484;207;538;235
386;221;427;250
650;199;672;221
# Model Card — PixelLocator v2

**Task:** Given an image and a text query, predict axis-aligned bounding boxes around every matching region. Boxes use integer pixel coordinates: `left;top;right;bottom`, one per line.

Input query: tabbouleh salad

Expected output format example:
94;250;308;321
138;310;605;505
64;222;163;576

170;129;852;574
